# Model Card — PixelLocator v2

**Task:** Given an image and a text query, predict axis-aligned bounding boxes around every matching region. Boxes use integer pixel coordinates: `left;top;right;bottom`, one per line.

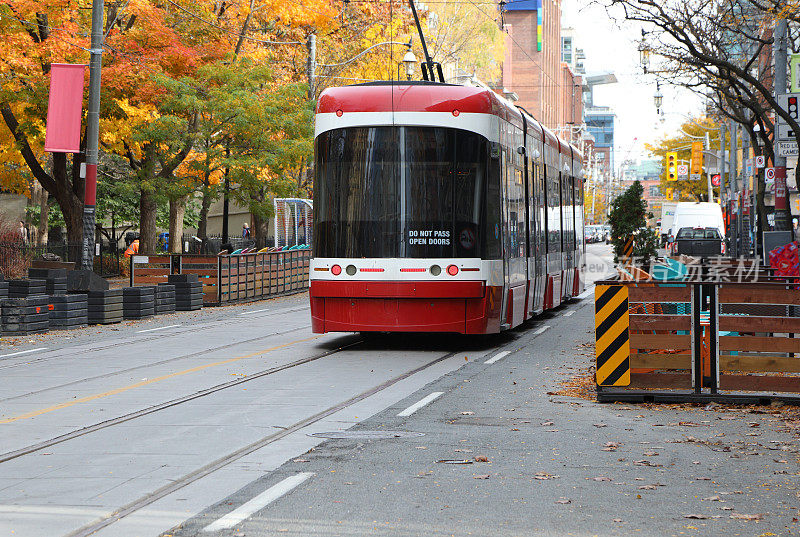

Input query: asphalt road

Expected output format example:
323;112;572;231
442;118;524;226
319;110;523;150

2;244;798;537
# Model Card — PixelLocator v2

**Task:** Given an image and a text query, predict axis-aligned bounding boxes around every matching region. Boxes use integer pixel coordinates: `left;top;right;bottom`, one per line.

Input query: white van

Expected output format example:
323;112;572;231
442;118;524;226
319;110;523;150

668;202;725;253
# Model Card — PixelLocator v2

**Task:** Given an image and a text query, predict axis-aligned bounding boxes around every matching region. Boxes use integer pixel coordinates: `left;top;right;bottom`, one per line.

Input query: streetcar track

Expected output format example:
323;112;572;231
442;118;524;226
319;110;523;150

0;334;363;464
0;303;310;372
0;324;312;404
62;348;459;537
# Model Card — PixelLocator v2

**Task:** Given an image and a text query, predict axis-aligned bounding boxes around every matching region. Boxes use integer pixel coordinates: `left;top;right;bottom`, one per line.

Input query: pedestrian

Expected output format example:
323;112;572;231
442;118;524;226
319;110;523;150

242;222;251;239
18;221;28;245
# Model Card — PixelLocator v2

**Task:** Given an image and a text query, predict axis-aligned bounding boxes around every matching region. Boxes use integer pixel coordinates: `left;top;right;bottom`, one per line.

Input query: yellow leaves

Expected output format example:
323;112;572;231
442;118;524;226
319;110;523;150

116;98;160;124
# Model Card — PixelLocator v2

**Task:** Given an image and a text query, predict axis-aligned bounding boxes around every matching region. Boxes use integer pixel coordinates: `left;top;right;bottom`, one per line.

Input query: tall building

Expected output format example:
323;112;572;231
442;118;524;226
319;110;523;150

500;0;583;131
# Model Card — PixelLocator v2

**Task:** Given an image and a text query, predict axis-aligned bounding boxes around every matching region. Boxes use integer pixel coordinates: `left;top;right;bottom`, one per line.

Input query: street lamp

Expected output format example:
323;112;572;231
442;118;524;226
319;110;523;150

653;82;663;111
402;48;417;80
638;38;651;74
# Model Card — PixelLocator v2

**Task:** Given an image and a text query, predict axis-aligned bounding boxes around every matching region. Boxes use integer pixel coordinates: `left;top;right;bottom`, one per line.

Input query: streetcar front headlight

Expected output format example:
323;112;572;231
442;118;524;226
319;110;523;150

346;264;357;276
430;265;441;276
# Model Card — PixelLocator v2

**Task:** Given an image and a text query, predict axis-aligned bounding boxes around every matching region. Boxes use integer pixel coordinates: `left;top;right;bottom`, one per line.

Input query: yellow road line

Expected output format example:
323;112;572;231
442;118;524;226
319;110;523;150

0;335;322;424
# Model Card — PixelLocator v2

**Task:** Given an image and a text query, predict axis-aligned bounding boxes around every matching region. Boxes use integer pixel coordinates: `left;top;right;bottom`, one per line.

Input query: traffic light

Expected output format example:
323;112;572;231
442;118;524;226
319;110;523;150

666;152;678;181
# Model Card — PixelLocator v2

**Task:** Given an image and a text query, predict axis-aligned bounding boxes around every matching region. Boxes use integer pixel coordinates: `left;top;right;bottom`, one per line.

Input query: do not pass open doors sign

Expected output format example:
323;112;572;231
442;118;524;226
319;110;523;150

44;64;86;153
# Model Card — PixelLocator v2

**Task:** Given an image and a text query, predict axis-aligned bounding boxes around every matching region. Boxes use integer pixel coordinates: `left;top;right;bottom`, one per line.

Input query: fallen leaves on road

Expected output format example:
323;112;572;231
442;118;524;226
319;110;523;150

702;495;722;502
474;455;489;462
602;442;620;451
534;472;559;480
460;411;475;415
730;513;764;520
473;474;490;479
541;421;554;426
436;459;472;464
590;476;612;482
593;423;607;428
555;498;571;504
633;459;663;467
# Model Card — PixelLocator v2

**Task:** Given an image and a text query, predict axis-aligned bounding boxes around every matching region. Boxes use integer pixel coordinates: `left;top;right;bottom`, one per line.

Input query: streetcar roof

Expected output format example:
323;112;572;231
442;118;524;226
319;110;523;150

317;83;569;150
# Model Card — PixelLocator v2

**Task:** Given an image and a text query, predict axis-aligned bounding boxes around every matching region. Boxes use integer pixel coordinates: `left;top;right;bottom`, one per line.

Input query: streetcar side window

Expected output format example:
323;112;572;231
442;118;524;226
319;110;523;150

485;144;502;260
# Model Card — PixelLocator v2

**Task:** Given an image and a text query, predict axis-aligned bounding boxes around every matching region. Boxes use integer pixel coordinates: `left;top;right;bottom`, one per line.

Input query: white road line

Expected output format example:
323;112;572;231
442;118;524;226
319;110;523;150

485;350;511;364
397;391;444;417
137;324;181;333
563;310;575;317
202;472;315;532
240;308;270;315
577;286;595;300
0;347;47;359
533;325;551;336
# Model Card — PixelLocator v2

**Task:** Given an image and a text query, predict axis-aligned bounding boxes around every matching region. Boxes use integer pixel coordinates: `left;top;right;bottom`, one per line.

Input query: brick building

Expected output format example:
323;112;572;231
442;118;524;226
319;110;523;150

501;0;583;132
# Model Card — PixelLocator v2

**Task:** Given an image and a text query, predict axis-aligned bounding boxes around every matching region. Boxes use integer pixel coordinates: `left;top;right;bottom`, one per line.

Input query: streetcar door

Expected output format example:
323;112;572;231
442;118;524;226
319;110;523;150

533;154;545;313
499;148;511;327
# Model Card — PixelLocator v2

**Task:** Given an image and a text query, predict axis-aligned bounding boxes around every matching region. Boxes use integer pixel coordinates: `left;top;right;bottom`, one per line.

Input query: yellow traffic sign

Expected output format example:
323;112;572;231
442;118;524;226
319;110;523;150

690;141;704;176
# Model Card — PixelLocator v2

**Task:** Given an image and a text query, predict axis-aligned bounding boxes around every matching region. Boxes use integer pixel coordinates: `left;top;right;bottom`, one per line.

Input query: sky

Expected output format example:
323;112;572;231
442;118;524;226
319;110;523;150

560;0;705;169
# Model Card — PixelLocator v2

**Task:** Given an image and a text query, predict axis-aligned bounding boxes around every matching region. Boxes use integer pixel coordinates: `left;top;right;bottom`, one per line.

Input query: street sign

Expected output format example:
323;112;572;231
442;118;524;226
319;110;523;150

778;123;796;141
745;158;754;176
690;173;702;181
711;174;721;187
777;141;799;157
766;167;775;188
777;93;800;141
677;164;688;178
792;55;800;93
690;141;703;176
755;155;765;168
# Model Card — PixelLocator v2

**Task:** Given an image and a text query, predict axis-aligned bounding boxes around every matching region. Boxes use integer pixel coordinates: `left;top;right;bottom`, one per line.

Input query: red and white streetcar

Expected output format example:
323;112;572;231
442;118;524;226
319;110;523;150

309;82;585;334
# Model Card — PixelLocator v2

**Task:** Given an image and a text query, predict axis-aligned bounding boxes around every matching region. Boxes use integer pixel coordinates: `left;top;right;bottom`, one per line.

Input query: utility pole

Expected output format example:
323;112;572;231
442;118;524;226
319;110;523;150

720;123;727;204
81;0;104;270
705;131;713;203
732;122;741;257
306;34;316;100
774;18;790;231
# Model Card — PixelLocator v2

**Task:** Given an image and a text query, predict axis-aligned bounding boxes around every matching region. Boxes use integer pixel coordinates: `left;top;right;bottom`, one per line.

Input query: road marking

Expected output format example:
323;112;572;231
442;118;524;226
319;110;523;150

202;473;315;532
137;324;180;333
0;335;322;424
563;310;575;317
397;391;444;417
484;350;511;364
577;286;595;300
533;325;550;336
240;308;270;315
0;348;47;359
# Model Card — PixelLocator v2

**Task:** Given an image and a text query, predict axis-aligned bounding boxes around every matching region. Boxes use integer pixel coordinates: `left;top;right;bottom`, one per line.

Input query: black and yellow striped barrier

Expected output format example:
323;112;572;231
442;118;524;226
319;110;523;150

595;284;631;386
621;236;634;263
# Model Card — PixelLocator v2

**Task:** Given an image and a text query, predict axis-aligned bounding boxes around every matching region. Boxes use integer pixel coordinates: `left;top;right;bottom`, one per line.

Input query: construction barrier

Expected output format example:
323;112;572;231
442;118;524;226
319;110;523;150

131;250;310;306
595;279;800;404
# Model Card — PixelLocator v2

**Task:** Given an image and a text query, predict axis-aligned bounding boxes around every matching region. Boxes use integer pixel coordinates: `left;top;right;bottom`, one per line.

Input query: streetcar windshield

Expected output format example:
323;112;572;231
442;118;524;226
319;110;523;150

314;126;497;258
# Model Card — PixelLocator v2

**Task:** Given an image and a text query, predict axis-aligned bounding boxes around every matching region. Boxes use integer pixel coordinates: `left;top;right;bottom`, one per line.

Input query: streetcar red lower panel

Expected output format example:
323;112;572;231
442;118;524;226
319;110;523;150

310;281;503;334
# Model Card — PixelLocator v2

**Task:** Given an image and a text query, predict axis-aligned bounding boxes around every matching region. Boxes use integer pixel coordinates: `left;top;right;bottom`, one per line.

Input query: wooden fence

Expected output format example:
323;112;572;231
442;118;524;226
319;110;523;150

596;279;800;404
130;249;310;305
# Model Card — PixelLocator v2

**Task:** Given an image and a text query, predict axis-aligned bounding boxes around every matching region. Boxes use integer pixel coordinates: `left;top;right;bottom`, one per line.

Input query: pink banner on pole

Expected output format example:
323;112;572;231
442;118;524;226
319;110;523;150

44;64;86;153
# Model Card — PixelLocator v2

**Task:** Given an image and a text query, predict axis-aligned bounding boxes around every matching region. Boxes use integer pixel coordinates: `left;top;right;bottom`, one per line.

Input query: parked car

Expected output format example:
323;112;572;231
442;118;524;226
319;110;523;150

673;226;724;257
666;202;725;254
